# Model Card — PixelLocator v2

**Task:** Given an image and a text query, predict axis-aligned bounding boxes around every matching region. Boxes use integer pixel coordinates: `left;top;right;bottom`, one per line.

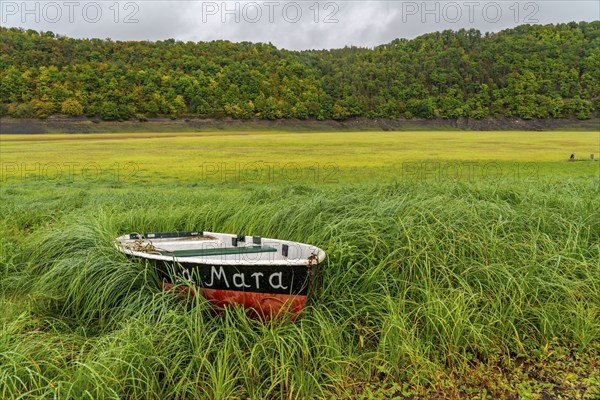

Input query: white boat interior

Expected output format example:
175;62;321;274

116;231;326;266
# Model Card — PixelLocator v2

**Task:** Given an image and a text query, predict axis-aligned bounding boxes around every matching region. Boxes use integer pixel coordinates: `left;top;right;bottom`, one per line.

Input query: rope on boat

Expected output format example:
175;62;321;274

131;239;163;254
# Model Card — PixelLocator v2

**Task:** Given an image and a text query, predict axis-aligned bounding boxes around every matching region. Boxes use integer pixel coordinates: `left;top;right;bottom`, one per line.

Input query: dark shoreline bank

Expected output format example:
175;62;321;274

1;116;599;134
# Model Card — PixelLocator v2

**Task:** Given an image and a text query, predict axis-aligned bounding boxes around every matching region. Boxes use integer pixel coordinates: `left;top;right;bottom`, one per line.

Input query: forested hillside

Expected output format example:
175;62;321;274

1;22;598;121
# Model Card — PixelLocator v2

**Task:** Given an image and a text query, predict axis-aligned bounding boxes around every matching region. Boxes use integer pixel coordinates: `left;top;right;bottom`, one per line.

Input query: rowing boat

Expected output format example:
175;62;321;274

115;231;326;319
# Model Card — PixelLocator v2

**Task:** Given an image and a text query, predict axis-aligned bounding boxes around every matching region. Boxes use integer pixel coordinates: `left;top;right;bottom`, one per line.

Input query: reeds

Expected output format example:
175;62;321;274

1;179;598;398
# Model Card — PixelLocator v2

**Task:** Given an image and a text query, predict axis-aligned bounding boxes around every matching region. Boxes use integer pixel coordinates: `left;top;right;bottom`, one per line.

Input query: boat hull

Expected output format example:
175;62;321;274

148;258;312;319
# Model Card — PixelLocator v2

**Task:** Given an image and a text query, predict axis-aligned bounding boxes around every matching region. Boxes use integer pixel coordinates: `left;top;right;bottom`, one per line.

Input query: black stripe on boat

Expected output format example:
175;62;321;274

151;260;310;295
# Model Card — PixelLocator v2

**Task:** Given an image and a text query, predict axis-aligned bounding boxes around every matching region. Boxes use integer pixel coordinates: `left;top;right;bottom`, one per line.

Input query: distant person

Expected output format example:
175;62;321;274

570;153;575;161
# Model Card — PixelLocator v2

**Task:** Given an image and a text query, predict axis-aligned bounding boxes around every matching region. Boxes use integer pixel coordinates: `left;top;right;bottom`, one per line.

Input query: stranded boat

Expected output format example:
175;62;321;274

115;231;326;318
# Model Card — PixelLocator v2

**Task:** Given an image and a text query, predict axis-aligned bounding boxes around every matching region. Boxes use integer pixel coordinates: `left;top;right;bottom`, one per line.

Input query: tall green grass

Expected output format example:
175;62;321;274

1;178;598;398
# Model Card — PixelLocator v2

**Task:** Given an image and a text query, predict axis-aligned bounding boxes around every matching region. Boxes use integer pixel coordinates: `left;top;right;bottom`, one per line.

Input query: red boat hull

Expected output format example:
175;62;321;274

202;288;307;319
161;283;307;319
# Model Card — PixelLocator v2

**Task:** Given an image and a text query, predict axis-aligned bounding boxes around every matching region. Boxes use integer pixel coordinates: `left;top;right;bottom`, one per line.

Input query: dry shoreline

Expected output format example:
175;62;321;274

1;116;599;134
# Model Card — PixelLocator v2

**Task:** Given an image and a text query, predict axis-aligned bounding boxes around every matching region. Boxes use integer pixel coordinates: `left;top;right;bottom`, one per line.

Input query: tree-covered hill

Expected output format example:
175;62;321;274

1;22;598;121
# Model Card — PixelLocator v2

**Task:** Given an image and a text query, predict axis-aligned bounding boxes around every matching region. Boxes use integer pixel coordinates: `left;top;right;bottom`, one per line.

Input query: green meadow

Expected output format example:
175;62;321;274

1;130;598;183
1;130;599;399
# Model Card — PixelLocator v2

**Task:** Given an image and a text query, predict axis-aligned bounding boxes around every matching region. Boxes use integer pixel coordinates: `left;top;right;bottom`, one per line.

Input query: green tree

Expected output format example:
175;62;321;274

61;98;84;116
408;98;436;119
100;101;120;120
29;98;55;118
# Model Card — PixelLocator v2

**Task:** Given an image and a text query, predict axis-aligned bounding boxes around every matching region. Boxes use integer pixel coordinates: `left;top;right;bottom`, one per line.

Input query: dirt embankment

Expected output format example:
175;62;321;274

1;116;598;134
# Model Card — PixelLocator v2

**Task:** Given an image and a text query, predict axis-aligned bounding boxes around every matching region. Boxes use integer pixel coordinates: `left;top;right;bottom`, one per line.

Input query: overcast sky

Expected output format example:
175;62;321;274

1;1;598;50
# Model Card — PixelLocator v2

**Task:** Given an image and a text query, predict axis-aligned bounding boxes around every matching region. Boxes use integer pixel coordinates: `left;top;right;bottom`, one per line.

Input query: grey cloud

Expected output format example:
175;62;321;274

0;1;598;49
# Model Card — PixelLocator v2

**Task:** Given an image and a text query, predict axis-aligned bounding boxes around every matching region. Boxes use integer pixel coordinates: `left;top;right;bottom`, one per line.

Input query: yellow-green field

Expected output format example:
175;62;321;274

1;130;598;183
